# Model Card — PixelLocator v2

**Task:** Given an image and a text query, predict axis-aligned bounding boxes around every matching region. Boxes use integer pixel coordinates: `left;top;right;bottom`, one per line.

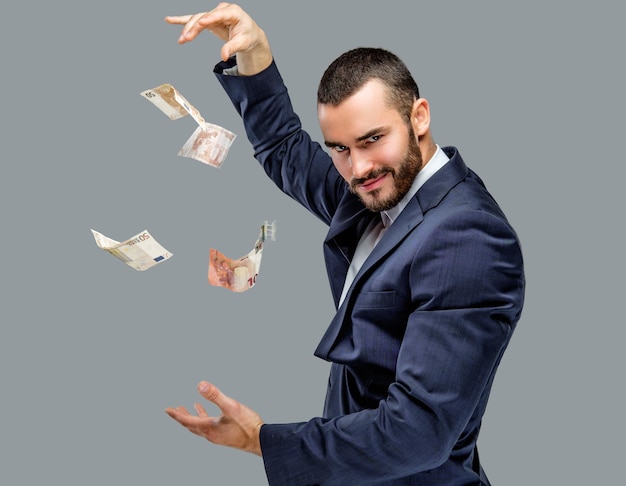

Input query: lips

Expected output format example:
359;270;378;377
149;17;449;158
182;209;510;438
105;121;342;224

359;173;388;192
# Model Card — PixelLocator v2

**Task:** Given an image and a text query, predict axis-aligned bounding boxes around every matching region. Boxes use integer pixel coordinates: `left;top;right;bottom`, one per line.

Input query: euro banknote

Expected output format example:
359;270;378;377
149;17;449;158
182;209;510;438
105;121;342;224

208;221;276;292
140;83;205;126
91;229;172;271
140;83;235;168
178;122;236;169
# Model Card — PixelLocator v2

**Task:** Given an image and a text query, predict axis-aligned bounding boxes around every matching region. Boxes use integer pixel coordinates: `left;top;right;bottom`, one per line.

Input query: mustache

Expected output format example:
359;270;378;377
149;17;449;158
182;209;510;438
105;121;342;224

350;168;394;190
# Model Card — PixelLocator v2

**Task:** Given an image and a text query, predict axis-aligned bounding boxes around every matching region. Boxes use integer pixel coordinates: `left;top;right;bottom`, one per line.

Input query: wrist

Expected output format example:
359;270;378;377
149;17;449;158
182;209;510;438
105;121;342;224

236;34;272;76
251;422;264;457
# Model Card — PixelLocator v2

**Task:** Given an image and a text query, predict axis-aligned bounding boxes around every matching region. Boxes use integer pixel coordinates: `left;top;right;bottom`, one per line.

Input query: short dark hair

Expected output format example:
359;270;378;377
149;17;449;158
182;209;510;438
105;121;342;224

317;47;420;122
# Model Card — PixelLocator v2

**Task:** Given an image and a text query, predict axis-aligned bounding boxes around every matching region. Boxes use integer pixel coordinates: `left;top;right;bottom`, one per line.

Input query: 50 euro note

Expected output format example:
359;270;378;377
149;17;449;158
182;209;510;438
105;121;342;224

140;83;205;126
91;229;172;271
140;83;236;169
208;221;276;292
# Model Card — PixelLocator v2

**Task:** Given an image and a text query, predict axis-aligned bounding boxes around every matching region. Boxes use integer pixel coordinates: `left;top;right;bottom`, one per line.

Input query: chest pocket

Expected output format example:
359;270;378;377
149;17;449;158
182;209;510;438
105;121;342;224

353;290;397;309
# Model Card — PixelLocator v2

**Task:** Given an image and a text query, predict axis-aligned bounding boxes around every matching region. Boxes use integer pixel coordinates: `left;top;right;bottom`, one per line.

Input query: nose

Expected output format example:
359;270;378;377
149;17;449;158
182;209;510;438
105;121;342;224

348;149;374;179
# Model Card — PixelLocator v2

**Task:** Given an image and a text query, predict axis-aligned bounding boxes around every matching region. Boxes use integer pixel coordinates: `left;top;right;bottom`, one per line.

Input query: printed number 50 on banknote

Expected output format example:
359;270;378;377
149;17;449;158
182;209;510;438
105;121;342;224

140;83;205;126
91;229;172;271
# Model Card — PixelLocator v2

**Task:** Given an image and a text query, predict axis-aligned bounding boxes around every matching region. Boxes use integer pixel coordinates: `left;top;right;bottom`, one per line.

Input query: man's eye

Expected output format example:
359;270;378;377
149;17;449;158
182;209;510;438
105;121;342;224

367;135;381;143
334;145;348;153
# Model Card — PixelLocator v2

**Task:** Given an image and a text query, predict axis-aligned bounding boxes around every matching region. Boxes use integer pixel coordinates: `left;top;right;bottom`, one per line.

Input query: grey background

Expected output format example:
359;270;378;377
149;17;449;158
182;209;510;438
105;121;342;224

1;1;623;484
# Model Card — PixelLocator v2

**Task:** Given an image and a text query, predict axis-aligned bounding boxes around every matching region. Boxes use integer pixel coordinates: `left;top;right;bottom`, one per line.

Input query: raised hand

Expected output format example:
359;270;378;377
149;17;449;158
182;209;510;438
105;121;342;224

165;3;272;75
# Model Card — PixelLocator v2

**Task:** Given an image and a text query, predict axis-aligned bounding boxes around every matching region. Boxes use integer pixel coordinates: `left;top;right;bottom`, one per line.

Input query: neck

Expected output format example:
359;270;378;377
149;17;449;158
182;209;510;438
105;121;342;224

419;131;438;166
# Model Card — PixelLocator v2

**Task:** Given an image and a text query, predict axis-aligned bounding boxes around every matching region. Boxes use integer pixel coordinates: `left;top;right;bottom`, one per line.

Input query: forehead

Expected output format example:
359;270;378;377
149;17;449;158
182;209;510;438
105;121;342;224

317;80;401;139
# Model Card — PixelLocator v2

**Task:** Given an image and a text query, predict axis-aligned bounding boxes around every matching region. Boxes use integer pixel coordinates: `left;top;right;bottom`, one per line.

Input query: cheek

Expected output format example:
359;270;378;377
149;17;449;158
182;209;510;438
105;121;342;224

332;158;352;182
373;144;407;167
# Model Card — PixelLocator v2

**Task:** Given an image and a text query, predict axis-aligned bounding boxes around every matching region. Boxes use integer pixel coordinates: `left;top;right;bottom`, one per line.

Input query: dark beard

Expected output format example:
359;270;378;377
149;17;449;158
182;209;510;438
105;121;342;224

349;130;423;212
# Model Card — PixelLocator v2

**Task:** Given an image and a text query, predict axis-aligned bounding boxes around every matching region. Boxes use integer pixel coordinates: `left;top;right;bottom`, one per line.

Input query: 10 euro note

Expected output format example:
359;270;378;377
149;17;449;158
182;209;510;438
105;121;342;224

140;83;205;127
91;229;172;271
178;122;236;169
208;221;276;292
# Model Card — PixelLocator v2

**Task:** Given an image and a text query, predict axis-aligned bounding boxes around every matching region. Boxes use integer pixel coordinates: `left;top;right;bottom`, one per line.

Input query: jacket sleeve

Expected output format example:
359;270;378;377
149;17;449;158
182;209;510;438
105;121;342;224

214;59;347;226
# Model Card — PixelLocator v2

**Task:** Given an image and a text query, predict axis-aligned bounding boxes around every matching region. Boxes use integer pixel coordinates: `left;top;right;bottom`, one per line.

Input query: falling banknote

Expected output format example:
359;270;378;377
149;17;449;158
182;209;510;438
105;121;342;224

178;122;236;169
91;229;172;271
208;221;277;292
140;83;205;126
140;83;235;168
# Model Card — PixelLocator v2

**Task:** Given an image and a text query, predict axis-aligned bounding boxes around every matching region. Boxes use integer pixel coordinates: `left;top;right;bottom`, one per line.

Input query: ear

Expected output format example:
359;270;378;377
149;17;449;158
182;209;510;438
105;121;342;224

410;98;430;138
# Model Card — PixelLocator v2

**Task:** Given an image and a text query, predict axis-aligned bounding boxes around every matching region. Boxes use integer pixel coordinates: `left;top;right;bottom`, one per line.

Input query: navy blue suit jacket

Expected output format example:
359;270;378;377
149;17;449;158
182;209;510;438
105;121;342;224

215;60;525;485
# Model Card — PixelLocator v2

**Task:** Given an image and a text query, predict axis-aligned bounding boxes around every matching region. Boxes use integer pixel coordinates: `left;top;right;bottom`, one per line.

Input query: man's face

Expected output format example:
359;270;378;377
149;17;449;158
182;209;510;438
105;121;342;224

318;79;422;212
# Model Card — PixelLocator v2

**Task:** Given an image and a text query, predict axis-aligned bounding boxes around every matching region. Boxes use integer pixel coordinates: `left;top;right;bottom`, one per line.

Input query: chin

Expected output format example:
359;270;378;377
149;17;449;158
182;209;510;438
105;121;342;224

361;190;398;212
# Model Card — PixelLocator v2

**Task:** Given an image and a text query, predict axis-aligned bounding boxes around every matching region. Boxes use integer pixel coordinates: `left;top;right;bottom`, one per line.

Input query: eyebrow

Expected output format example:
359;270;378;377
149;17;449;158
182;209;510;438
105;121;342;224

324;126;387;148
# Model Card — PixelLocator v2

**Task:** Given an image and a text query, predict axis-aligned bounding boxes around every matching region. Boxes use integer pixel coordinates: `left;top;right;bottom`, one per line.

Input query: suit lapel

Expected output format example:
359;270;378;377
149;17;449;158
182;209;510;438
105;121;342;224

315;148;469;361
323;194;375;305
342;149;470;299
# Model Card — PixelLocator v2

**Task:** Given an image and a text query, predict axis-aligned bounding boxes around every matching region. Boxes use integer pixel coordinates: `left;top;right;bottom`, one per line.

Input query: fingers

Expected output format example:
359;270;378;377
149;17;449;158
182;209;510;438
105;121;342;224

164;15;193;25
165;12;210;44
193;403;209;417
165;4;243;45
165;403;211;433
165;405;191;419
164;12;209;44
165;382;223;424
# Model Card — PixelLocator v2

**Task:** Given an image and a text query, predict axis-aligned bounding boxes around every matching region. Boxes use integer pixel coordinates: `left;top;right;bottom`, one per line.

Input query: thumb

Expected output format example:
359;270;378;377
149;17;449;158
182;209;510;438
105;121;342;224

220;38;254;62
197;381;229;409
220;43;233;62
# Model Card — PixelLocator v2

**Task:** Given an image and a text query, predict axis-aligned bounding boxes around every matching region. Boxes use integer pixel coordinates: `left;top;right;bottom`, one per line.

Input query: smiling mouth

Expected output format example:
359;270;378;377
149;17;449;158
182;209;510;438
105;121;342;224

359;173;388;192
